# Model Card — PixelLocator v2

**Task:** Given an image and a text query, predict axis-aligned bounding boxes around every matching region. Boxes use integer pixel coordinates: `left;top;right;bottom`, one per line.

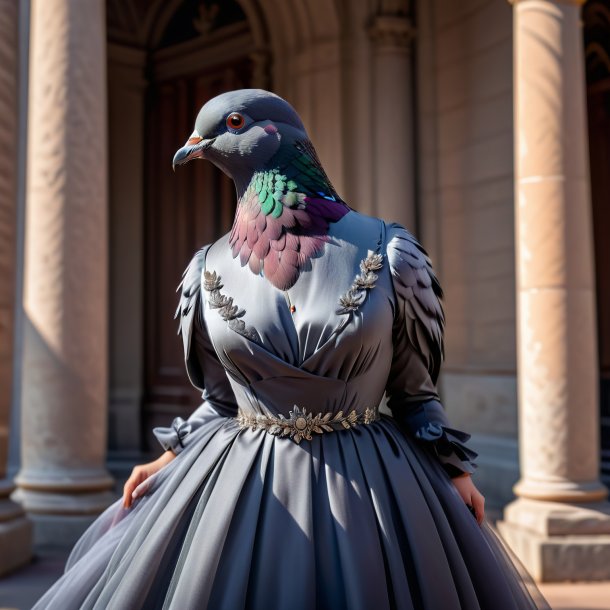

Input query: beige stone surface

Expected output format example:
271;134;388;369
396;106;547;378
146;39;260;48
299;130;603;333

415;0;518;501
14;0;114;543
517;288;600;492
255;1;421;227
498;514;610;582
538;581;610;610
512;0;604;503
256;0;345;198
440;372;518;437
502;0;610;581
340;1;375;216
370;13;416;229
418;0;517;376
517;178;594;290
504;498;610;537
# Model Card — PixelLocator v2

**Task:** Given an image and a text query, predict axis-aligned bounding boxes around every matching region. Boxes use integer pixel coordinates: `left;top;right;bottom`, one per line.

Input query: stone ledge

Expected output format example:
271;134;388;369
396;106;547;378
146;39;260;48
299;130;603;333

27;513;103;548
498;497;610;581
504;497;610;536
0;517;32;576
498;520;610;581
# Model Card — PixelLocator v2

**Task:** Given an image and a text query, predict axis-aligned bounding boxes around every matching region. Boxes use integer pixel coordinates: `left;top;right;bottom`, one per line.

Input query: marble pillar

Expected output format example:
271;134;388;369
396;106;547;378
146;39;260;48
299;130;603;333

498;0;610;581
369;9;417;231
0;0;32;574
13;0;114;546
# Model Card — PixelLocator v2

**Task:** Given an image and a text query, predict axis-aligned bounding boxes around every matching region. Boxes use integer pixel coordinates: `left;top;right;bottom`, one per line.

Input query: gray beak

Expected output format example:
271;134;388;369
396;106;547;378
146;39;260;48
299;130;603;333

172;136;214;170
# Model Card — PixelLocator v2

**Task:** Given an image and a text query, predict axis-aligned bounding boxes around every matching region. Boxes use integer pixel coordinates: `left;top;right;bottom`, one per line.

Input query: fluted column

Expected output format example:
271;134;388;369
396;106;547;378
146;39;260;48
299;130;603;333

0;0;32;573
369;6;416;230
13;0;114;546
498;0;610;581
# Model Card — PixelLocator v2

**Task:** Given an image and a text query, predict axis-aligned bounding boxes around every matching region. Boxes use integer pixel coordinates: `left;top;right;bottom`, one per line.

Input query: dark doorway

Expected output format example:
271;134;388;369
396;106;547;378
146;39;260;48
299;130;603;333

584;0;610;484
142;5;257;448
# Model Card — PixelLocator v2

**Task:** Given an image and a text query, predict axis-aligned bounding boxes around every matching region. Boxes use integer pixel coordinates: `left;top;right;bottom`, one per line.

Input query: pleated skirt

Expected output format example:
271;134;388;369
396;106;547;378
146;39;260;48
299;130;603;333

33;406;548;610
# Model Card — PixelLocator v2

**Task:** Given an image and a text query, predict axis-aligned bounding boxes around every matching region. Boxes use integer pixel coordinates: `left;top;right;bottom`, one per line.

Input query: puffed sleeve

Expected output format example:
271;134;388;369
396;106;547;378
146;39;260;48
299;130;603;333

153;246;237;455
385;223;478;478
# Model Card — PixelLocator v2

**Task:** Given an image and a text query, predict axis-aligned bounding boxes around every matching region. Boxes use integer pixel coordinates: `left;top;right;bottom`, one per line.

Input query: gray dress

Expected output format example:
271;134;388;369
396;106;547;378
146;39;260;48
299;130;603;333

33;211;547;609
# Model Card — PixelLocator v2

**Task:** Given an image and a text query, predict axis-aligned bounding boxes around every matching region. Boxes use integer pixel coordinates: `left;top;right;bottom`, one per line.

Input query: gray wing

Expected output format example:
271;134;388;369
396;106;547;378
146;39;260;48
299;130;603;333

175;246;210;390
386;222;445;384
385;223;477;476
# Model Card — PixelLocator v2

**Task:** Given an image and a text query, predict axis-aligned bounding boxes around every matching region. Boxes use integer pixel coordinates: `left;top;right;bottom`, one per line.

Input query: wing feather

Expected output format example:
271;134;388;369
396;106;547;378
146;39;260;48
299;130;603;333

175;246;209;389
386;223;445;384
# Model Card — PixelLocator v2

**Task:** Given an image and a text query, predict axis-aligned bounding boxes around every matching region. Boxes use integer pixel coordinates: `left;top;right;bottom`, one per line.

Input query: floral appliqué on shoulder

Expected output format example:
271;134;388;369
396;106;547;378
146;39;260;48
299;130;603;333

336;252;384;315
204;270;259;342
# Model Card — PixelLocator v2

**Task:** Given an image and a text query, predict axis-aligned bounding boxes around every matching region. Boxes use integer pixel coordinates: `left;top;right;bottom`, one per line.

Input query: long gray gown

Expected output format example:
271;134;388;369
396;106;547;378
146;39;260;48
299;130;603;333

33;211;548;609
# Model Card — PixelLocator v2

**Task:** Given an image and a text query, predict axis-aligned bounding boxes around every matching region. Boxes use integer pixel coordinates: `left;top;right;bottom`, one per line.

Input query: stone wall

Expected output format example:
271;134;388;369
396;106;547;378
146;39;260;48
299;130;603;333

417;0;518;504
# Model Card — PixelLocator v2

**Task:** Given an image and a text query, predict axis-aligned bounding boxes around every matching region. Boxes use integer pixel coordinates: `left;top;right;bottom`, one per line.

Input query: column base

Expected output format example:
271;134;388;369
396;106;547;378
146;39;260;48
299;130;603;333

497;497;610;581
514;478;609;503
12;484;116;547
0;480;33;575
26;512;108;548
0;514;33;575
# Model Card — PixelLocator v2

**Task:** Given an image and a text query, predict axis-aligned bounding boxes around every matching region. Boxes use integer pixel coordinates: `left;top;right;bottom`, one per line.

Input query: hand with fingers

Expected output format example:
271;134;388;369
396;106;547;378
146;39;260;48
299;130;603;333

122;450;176;509
451;473;485;525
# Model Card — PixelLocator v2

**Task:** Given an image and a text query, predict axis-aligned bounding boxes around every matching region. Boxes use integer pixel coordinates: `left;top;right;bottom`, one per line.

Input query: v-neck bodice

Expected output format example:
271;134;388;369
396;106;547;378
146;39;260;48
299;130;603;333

161;209;476;482
199;211;394;418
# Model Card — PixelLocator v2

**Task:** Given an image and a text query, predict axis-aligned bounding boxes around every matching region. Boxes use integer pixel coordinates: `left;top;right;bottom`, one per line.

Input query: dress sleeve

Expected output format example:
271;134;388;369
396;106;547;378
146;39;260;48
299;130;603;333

384;223;478;478
153;247;237;455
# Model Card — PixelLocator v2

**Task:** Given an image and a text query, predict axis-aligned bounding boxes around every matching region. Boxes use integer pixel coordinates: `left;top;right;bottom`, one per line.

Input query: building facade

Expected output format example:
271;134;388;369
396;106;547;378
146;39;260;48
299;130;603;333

1;0;610;581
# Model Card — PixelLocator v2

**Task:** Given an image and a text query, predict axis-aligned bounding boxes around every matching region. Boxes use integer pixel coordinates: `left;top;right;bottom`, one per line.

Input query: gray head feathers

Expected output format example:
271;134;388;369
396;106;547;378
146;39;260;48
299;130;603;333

194;89;305;140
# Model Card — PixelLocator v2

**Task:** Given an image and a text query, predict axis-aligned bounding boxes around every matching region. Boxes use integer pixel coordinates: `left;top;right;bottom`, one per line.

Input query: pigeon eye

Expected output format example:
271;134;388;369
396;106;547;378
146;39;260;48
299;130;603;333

226;113;245;130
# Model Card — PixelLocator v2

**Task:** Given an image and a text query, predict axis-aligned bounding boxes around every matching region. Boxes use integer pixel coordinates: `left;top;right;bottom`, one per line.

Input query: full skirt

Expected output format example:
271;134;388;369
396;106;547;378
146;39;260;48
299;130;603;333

33;404;548;610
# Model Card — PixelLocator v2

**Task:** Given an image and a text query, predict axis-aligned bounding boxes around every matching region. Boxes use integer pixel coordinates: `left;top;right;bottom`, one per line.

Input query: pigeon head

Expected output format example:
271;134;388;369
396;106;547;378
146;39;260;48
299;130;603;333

172;89;349;290
173;89;307;192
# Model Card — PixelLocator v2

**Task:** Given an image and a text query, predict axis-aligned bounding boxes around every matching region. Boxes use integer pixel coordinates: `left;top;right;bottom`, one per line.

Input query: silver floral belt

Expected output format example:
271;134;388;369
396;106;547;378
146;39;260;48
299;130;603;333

236;406;380;444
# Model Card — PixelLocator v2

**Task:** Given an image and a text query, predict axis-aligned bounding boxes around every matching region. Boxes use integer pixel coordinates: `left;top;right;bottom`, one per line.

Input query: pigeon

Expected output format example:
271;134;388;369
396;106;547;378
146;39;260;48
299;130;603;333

173;89;350;290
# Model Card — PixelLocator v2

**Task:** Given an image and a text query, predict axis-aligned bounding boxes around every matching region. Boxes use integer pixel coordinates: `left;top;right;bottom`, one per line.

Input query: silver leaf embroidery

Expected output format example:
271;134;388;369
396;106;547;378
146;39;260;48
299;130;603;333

236;405;380;444
337;252;384;315
204;270;259;341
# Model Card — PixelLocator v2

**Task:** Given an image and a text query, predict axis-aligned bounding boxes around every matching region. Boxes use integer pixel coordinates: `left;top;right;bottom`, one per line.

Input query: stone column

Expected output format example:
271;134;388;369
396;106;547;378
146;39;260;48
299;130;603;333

13;0;114;546
369;5;416;230
498;0;610;581
0;0;32;574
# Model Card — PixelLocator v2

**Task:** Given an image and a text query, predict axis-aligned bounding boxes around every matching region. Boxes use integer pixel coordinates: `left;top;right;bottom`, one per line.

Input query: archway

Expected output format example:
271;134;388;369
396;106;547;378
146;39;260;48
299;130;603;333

106;0;269;454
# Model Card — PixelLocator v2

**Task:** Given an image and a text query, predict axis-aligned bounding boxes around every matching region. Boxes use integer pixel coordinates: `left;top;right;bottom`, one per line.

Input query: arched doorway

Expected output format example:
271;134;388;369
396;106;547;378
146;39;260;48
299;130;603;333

106;0;269;455
143;3;258;446
584;0;610;484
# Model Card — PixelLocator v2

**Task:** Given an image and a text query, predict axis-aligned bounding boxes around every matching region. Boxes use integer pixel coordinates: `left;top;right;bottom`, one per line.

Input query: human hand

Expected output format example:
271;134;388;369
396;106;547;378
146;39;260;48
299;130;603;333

122;450;176;509
451;473;485;525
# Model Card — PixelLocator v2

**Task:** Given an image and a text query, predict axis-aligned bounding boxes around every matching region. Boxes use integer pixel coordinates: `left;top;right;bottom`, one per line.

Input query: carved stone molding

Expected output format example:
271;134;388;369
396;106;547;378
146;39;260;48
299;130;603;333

373;0;411;16
107;0;249;49
368;15;415;48
509;0;585;5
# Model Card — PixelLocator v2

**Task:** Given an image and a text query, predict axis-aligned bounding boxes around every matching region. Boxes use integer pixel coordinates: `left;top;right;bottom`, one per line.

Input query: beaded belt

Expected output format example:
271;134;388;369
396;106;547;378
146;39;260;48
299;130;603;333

236;406;380;444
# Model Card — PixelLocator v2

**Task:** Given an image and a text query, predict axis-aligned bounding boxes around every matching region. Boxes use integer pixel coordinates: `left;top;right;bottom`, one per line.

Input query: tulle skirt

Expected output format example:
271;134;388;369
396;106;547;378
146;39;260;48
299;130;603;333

33;405;548;609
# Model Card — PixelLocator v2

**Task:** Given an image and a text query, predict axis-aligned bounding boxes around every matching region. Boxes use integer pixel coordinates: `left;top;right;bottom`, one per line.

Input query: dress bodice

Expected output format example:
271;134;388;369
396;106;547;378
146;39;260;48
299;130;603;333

199;211;393;419
159;209;475;478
